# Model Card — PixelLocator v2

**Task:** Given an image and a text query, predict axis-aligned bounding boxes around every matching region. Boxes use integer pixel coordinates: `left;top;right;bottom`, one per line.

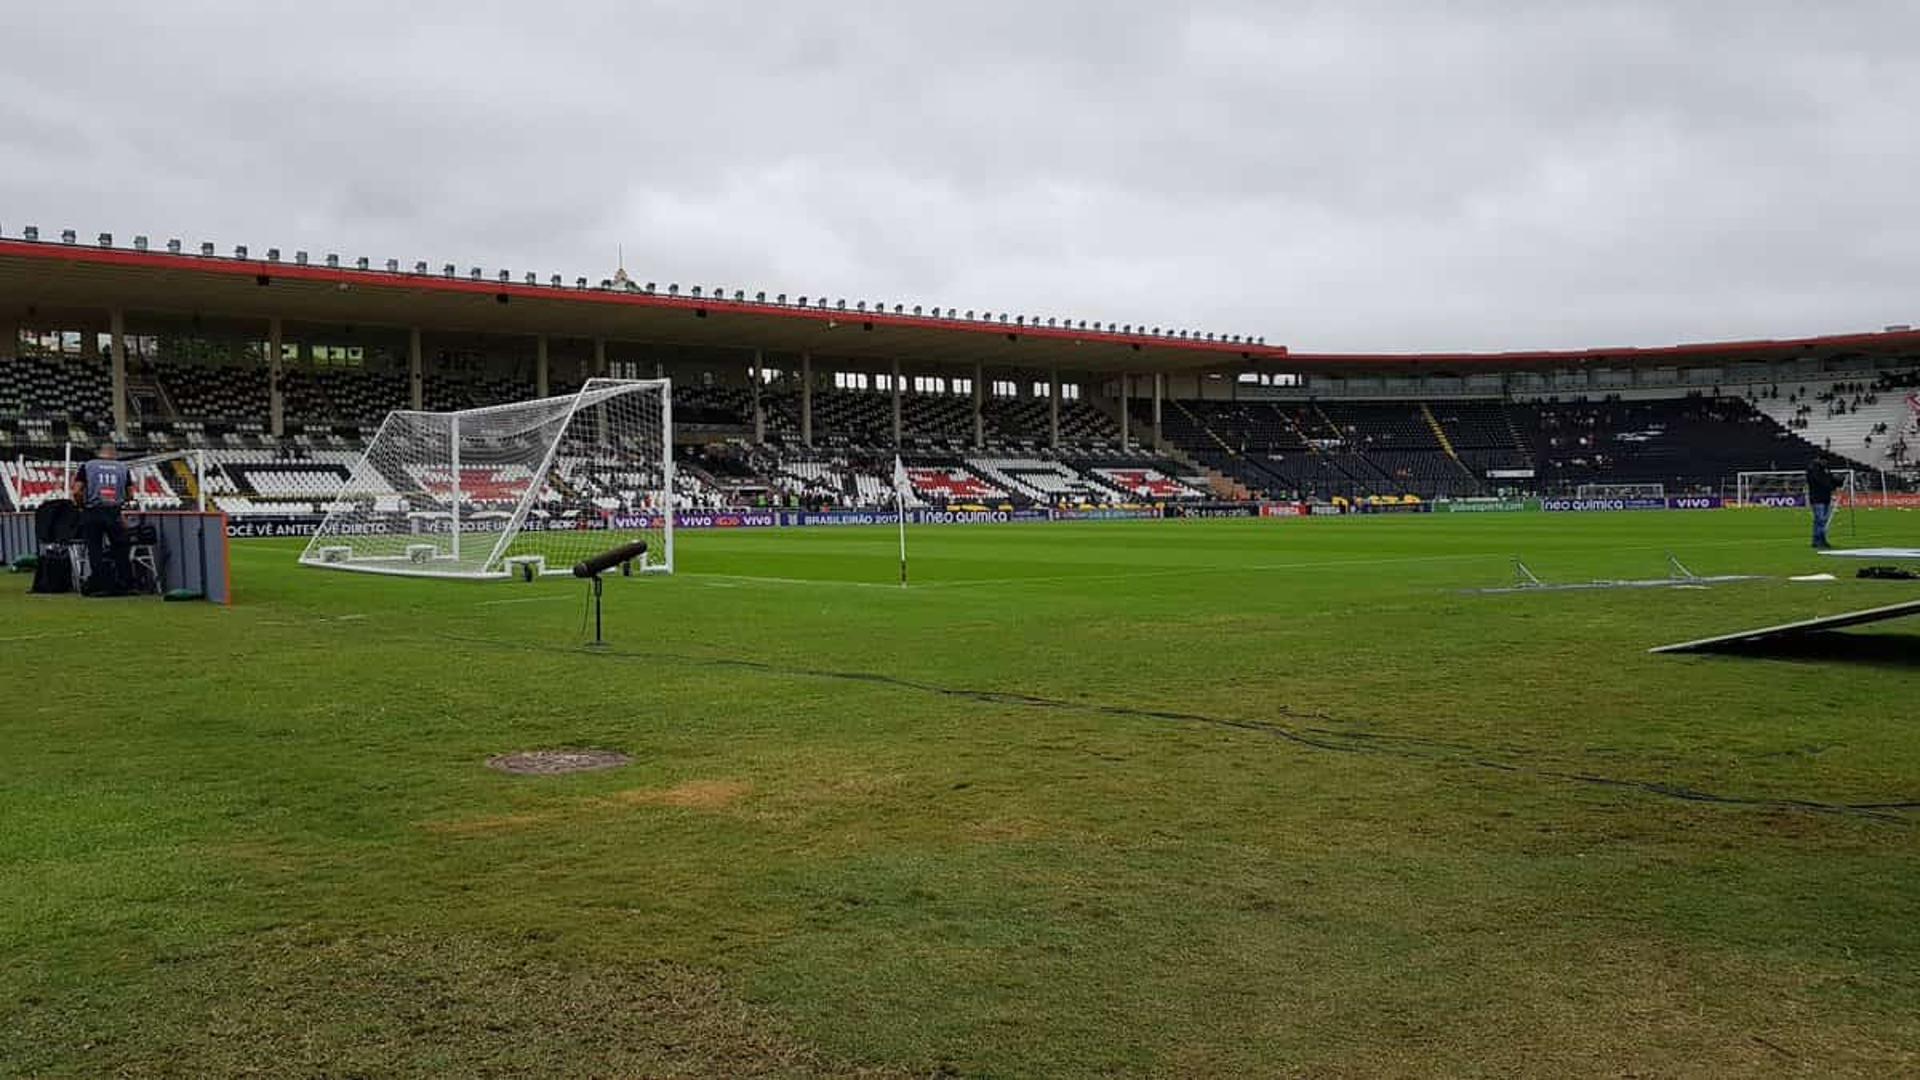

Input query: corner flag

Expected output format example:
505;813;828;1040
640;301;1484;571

893;456;911;586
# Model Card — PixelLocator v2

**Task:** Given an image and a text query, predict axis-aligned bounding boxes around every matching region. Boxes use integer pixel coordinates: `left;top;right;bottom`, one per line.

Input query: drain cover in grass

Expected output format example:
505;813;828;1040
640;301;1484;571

486;749;632;775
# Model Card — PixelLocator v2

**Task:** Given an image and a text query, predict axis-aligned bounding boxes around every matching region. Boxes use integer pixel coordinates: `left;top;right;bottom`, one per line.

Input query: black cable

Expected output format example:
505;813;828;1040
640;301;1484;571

435;630;1917;823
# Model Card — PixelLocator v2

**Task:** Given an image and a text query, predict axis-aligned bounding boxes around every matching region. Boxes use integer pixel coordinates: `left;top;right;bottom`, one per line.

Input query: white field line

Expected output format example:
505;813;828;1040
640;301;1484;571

0;630;88;643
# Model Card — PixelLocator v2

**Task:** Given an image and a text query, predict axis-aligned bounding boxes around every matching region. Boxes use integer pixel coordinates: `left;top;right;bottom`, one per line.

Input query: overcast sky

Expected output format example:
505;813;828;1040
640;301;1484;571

3;1;1917;352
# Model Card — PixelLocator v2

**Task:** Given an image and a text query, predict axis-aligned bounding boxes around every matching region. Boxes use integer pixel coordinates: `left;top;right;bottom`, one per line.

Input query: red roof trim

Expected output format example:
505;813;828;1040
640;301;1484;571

1287;329;1920;366
0;239;1287;359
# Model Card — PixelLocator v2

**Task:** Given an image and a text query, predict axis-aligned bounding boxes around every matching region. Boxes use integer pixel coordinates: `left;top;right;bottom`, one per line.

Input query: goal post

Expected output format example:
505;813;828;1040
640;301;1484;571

299;378;673;579
1576;482;1665;499
1734;468;1858;508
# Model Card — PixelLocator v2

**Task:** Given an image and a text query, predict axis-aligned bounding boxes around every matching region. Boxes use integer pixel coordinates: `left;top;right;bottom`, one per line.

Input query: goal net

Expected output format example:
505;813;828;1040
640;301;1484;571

125;448;209;511
1735;468;1857;508
1576;482;1665;499
299;378;673;579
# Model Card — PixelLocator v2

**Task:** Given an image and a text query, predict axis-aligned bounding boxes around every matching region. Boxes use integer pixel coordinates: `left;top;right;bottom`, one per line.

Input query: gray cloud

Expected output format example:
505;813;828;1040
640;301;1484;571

3;0;1917;351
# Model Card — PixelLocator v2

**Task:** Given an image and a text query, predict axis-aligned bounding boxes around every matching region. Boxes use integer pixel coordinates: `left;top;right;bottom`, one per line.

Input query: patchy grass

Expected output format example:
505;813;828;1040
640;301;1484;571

3;511;1918;1076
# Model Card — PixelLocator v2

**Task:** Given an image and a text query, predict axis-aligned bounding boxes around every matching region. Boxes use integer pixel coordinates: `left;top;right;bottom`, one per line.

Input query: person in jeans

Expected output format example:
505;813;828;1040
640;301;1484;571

1805;459;1838;550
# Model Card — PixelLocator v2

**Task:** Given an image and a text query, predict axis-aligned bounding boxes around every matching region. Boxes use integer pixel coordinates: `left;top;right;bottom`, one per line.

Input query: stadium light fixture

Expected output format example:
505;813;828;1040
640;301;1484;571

912;305;923;316
524;272;536;285
836;299;847;310
550;274;563;287
132;235;148;251
576;277;588;288
855;300;866;312
755;291;766;302
966;309;976;320
266;248;280;262
734;289;746;301
644;281;656;293
386;258;400;272
443;264;456;277
776;293;787;304
295;250;309;265
470;267;483;280
668;283;679;295
412;261;426;274
22;226;38;241
797;295;808;306
236;245;249;259
691;286;703;297
60;229;76;244
356;256;370;270
325;253;340;268
498;269;510;283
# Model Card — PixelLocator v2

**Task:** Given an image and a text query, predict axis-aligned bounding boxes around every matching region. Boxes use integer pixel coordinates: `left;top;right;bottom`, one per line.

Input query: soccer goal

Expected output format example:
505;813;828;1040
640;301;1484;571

299;378;673;579
1735;468;1857;508
125;448;209;511
1575;482;1665;499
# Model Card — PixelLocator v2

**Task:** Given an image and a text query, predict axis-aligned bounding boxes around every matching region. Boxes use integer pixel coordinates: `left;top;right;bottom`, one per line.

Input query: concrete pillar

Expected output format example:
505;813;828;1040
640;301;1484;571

109;308;128;438
972;360;984;450
593;337;607;377
750;349;765;445
268;317;285;437
1049;366;1060;450
891;357;903;449
408;327;424;410
82;326;101;360
1120;373;1130;450
535;335;549;398
801;352;813;447
1152;372;1164;450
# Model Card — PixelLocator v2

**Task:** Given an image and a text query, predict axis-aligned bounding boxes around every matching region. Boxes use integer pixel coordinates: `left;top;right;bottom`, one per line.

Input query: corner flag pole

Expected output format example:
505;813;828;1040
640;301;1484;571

893;455;910;587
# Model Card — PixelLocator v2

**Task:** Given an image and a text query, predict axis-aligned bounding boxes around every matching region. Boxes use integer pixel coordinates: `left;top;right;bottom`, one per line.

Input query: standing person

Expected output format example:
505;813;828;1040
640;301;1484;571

1805;458;1838;550
78;441;134;595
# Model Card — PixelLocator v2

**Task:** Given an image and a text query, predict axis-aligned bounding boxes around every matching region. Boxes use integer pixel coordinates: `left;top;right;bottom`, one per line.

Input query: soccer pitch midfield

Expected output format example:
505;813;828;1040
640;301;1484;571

5;512;1918;1077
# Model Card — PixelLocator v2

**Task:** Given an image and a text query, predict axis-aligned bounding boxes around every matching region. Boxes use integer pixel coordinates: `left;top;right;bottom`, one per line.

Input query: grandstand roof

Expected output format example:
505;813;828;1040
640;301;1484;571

1284;327;1920;373
0;239;1285;374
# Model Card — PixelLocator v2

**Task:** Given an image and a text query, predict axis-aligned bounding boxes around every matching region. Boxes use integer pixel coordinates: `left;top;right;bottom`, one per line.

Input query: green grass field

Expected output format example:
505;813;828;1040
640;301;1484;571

5;511;1918;1077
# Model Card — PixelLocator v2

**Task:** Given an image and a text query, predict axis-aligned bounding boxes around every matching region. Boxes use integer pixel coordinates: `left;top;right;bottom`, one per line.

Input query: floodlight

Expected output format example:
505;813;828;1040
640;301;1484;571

414;261;427;274
22;226;38;241
295;251;309;265
386;258;400;272
498;269;510;282
1045;317;1055;327
776;293;787;304
470;267;483;280
267;248;280;261
325;253;339;268
134;235;150;251
668;283;679;295
690;285;703;297
576;277;588;288
855;300;866;312
755;291;766;302
444;264;456;277
550;274;562;286
200;242;214;256
836;299;846;310
1015;315;1025;326
60;229;76;244
733;289;744;301
236;245;250;259
644;281;656;293
797;295;808;306
912;305;922;316
966;309;975;319
524;272;536;284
